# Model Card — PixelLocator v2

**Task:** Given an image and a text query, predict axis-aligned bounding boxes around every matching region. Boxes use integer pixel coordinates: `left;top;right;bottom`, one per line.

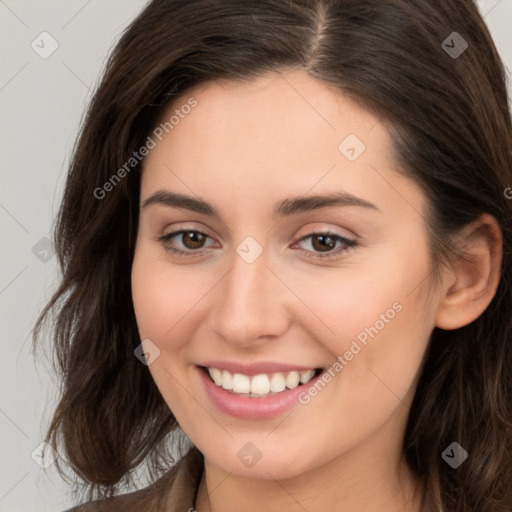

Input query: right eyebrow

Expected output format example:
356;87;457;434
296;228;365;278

142;190;221;218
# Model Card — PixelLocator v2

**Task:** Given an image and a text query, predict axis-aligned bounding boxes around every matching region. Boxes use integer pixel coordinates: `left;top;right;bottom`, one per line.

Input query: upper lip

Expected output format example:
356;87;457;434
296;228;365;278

198;360;323;376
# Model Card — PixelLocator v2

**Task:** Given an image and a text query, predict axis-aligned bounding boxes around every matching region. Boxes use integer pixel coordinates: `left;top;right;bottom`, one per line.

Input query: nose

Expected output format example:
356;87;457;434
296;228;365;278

209;247;290;347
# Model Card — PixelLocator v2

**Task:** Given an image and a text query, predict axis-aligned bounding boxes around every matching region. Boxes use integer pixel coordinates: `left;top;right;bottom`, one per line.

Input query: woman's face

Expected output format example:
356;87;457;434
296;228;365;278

131;70;443;479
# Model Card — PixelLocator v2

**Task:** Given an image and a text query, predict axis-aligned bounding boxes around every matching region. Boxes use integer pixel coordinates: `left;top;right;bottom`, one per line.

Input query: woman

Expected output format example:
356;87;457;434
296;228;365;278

34;0;512;511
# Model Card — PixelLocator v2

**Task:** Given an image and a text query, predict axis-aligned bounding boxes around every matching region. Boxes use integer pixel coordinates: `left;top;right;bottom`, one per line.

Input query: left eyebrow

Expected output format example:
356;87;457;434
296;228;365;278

272;191;381;218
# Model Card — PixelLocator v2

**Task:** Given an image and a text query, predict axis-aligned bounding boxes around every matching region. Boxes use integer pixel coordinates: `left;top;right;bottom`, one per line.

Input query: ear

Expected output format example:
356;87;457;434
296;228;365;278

435;213;502;330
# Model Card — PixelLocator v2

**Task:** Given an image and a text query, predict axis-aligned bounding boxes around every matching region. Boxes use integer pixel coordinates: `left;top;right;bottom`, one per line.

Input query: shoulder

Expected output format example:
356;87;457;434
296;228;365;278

62;447;203;512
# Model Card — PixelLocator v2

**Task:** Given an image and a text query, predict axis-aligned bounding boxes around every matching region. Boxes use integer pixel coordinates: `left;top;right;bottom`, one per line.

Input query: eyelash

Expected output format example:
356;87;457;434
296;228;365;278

159;230;358;260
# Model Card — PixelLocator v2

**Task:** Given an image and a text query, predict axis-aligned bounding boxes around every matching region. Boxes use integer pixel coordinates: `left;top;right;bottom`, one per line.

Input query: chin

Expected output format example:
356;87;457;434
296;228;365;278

196;435;324;481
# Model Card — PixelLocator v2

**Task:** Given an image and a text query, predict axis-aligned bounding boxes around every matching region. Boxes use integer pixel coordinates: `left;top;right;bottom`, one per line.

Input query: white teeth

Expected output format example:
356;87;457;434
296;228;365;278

207;367;318;397
250;374;270;395
269;373;286;392
232;373;251;393
221;370;233;390
285;371;300;389
300;369;315;384
208;368;223;386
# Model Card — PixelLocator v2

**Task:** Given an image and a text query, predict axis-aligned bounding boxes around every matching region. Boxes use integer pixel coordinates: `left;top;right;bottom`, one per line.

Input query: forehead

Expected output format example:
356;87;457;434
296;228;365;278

140;70;424;221
150;70;387;159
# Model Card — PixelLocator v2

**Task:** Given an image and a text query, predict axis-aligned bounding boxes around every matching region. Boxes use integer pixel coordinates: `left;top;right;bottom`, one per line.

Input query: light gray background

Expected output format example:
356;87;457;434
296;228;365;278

1;1;511;511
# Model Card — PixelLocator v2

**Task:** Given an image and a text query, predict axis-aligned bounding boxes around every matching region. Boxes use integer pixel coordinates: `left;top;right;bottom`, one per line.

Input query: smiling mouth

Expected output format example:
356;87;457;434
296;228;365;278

200;366;323;398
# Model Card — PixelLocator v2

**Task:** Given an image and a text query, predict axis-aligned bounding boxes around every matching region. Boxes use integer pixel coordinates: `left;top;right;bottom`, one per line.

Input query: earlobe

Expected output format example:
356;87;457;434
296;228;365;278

435;213;502;330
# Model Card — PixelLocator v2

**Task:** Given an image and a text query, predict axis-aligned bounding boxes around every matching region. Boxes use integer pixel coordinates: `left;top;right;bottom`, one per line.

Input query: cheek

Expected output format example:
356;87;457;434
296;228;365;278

288;248;429;348
286;241;433;398
131;246;205;411
131;244;213;340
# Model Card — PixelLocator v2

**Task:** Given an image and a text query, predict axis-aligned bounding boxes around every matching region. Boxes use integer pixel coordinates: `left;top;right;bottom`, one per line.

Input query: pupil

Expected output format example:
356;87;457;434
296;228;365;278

183;231;205;249
313;234;335;252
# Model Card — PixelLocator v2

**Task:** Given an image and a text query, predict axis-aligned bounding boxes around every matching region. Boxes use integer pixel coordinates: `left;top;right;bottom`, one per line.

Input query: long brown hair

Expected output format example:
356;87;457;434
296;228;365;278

34;0;512;509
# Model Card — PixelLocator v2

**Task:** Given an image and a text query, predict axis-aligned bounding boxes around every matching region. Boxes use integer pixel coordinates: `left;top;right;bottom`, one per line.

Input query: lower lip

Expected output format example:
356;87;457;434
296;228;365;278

197;366;322;420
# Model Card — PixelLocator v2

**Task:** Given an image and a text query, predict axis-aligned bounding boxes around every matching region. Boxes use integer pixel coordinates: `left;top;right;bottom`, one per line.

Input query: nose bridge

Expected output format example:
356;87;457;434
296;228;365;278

210;246;288;345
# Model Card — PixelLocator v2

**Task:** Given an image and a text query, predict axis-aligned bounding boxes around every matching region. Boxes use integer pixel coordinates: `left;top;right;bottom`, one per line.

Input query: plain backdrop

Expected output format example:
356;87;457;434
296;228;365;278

1;1;511;511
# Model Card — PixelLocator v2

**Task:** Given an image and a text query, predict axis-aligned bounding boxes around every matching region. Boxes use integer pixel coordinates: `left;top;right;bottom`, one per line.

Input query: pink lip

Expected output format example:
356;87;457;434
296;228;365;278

196;365;323;420
199;360;320;376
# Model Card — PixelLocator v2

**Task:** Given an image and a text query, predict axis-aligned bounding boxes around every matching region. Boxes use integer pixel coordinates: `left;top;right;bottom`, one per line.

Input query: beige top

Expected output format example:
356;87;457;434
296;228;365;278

65;447;204;512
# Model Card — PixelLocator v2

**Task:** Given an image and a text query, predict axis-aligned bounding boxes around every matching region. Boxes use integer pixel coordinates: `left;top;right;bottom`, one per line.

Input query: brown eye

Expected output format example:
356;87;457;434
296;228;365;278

293;232;358;260
181;231;206;249
310;234;338;252
160;229;215;256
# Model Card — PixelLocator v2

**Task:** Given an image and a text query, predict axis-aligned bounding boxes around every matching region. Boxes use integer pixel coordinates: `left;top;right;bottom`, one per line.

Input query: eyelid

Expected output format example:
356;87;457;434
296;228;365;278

161;221;215;237
293;222;357;240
